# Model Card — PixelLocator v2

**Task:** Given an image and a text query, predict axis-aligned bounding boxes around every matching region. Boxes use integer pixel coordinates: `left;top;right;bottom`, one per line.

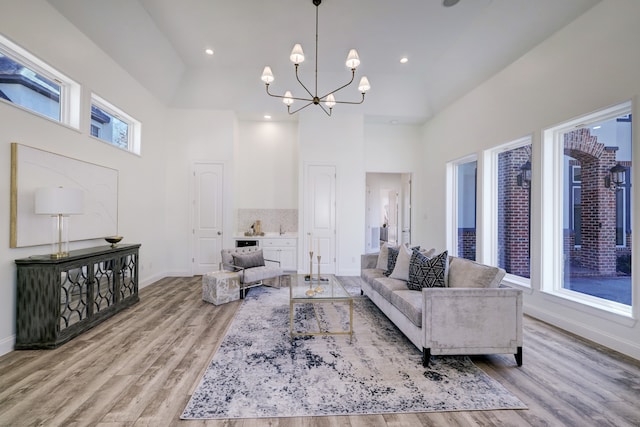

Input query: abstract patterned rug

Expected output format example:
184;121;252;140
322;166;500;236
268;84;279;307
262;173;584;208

181;284;526;420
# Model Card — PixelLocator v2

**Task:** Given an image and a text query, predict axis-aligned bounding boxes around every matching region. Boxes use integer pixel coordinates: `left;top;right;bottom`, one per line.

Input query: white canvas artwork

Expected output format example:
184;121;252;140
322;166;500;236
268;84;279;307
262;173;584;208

10;143;118;248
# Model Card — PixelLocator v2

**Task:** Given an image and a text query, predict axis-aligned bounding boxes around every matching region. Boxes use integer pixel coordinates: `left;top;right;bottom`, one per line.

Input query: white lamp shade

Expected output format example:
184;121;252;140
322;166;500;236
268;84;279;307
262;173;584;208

358;76;371;92
290;44;305;64
35;187;84;215
324;93;336;108
283;91;294;106
261;66;274;84
345;49;360;69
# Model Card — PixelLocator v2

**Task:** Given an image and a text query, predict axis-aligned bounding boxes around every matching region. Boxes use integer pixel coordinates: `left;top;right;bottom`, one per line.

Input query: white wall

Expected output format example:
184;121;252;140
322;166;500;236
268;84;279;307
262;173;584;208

0;1;170;355
234;121;298;210
163;109;237;274
297;112;365;275
419;0;640;360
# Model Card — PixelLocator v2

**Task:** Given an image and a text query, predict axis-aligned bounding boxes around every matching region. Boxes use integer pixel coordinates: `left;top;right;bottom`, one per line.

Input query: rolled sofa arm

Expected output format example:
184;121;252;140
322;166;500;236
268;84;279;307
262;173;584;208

422;287;523;362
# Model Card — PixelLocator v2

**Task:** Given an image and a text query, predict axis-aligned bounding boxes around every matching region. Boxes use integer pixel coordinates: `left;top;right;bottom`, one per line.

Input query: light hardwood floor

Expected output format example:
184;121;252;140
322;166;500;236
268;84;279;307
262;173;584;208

1;276;639;426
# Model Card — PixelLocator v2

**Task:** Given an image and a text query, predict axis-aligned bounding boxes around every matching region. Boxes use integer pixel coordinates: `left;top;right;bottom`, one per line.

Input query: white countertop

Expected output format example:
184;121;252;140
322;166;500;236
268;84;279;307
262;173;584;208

234;233;298;239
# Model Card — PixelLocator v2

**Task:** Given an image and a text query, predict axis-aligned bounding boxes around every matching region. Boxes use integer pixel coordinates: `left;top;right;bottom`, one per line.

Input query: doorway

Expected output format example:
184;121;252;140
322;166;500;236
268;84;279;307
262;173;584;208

191;162;224;275
365;173;411;253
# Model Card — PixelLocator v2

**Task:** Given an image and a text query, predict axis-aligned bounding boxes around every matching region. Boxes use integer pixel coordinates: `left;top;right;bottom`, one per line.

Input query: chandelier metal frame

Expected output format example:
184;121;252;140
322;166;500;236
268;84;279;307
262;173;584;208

260;0;370;116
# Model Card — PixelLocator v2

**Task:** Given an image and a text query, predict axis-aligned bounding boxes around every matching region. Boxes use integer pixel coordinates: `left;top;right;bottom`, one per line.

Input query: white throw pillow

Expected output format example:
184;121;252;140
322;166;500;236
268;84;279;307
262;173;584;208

389;244;412;281
376;242;395;270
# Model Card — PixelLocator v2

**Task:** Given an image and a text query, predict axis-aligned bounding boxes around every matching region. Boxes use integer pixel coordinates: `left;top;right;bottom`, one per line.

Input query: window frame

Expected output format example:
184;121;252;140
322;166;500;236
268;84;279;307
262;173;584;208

90;93;141;155
541;100;633;318
446;154;478;259
0;33;80;129
482;135;533;288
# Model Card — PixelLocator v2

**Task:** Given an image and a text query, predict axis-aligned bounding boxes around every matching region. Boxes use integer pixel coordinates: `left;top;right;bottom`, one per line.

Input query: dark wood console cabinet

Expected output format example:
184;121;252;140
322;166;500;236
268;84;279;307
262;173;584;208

15;244;141;349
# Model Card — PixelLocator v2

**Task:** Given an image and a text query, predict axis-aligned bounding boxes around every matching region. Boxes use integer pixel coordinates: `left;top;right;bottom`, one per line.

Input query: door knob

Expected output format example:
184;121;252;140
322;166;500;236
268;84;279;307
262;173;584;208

217;231;222;235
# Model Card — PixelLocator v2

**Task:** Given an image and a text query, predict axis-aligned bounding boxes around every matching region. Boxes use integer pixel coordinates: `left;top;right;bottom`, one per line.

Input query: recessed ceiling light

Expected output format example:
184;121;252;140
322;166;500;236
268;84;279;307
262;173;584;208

390;120;399;125
264;115;272;120
400;57;408;64
205;48;214;56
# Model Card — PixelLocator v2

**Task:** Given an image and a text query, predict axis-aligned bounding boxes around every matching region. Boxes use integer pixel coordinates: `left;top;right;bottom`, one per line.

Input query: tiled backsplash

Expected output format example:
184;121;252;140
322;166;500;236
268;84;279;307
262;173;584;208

237;209;298;234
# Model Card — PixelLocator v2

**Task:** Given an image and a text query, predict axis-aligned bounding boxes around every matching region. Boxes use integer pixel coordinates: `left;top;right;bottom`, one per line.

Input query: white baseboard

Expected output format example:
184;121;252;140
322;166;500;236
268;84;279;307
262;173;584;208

0;334;15;357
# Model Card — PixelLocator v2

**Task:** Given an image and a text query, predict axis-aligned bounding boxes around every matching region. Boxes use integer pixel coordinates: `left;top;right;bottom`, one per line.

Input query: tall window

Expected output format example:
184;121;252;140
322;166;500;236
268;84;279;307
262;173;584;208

0;34;80;128
542;101;632;314
449;158;477;260
495;139;532;280
91;93;141;155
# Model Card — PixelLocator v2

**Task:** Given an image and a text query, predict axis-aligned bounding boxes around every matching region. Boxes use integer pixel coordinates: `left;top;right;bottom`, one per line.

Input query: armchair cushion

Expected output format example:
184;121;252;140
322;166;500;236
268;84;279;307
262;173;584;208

232;250;265;268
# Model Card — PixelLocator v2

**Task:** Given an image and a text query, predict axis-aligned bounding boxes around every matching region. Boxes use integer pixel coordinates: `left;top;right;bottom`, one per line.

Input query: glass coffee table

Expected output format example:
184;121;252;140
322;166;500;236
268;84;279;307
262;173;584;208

289;274;353;342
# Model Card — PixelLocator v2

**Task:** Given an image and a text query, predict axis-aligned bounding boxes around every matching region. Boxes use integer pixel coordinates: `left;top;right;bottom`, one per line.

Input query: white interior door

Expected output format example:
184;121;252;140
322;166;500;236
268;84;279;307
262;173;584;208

192;163;223;275
305;164;336;274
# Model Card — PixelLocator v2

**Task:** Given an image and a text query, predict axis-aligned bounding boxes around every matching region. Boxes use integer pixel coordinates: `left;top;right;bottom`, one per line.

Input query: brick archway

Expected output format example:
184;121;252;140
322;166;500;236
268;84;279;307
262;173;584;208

563;129;618;276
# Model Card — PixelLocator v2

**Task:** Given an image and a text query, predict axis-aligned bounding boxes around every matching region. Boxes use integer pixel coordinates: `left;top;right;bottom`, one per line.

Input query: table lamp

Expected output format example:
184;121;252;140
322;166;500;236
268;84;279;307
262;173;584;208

35;186;84;258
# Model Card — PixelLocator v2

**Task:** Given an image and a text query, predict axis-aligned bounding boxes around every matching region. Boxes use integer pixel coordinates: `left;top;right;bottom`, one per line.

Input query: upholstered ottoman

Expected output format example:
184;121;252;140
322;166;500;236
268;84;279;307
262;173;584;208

202;271;241;305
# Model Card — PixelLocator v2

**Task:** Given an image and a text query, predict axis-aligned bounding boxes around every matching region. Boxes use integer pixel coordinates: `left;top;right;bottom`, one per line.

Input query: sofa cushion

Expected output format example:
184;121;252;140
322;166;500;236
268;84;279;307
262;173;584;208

362;268;385;283
389;245;413;281
384;247;399;276
232;250;265;268
407;250;449;290
369;276;410;301
376;242;396;270
388;290;423;327
448;257;505;288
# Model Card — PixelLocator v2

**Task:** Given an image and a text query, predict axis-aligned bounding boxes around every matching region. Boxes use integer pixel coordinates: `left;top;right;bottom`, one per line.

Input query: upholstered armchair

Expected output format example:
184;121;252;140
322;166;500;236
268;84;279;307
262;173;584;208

220;247;283;298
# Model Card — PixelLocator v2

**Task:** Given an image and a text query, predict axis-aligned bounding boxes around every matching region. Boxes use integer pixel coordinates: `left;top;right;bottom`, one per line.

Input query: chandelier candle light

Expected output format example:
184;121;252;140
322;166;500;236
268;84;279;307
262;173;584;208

260;0;371;116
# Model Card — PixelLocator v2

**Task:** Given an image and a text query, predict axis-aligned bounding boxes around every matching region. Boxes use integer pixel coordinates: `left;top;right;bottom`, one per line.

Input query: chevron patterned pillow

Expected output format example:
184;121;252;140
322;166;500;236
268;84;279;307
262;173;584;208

408;250;449;290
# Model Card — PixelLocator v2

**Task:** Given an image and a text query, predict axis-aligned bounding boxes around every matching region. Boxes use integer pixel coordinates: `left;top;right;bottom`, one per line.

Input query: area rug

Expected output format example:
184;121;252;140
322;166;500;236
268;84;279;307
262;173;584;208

181;285;526;420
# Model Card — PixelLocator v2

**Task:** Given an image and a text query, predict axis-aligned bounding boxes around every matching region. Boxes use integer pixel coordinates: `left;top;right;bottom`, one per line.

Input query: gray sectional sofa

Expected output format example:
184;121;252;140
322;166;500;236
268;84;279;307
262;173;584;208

361;248;523;367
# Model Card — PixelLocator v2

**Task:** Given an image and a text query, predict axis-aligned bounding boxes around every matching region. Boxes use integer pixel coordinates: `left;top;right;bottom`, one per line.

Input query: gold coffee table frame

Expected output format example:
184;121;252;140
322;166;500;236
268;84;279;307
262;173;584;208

289;274;353;342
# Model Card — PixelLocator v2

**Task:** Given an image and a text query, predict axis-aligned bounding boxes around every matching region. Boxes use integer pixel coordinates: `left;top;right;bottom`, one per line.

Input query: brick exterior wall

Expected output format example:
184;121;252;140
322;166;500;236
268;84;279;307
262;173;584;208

563;129;626;276
497;146;531;278
458;129;631;279
457;228;476;261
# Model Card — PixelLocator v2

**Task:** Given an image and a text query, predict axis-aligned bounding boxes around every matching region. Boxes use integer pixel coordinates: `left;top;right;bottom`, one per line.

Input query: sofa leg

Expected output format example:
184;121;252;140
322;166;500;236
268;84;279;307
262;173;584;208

422;348;431;367
514;347;523;366
360;289;364;296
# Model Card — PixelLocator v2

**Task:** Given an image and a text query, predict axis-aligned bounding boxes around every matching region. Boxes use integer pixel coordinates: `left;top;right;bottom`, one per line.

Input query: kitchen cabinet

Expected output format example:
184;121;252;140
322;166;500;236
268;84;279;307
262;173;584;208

261;238;297;271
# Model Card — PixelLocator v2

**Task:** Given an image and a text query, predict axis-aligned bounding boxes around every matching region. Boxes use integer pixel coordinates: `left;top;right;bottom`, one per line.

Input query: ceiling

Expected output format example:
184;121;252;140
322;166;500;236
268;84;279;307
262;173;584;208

47;0;599;124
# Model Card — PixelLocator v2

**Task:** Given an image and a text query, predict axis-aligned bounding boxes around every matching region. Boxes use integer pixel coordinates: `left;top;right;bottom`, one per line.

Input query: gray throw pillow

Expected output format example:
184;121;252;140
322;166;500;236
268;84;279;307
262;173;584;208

407;250;449;290
232;250;265;268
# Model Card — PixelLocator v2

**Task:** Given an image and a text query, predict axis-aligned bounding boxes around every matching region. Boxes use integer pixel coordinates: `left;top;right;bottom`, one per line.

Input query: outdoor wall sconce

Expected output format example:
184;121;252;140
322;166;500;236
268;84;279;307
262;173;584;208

517;160;531;188
604;163;626;191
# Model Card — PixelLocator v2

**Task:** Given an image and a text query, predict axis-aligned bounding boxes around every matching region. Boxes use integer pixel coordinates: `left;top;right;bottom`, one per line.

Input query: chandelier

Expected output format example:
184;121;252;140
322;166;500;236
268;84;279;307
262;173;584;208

260;0;370;116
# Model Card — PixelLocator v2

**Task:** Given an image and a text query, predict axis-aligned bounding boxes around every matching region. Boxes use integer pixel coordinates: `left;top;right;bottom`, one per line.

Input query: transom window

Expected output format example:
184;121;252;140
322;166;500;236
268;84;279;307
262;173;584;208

90;93;141;155
0;33;80;128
